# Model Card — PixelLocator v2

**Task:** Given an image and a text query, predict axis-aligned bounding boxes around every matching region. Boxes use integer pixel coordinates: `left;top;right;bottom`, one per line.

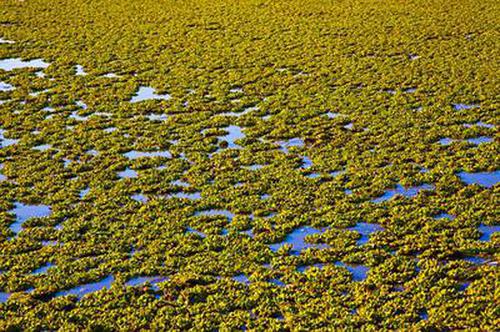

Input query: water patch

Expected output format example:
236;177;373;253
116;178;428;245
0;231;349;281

167;192;201;200
186;227;206;238
276;138;304;153
171;179;190;187
297;263;324;273
463;122;494;129
130;86;171;103
457;171;499;188
33;144;51;151
329;170;345;178
232;274;250;284
306;173;321;179
131;194;147;203
466;136;493;145
75;65;87;76
0;164;6;181
372;184;434;203
145;113;168;121
242;164;264;171
104;127;117;133
463;256;486;265
9;203;52;235
269;226;328;254
102;73;119;78
79;188;90;198
335;262;369;281
219;125;245;149
125;276;167;289
194;209;234;221
325;112;340;118
347;222;384;245
123;150;171;159
453;103;479;111
0;129;19;147
434;213;455;220
0;58;50;71
301;156;313;169
76;100;87;110
31;263;53;275
409;54;420;60
69;111;88;121
343;123;354;130
0;81;14;91
0;293;9;303
118;168;138;179
478;224;499;241
56;275;114;299
403;87;417;93
220;105;258;117
229;87;243;94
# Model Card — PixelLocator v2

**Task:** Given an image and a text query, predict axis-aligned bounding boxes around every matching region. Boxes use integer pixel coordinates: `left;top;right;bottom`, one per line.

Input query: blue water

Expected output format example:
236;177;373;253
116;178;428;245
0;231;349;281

260;194;270;200
69;111;88;121
221;105;258;117
10;203;52;235
104;127;117;133
220;125;245;149
297;263;324;273
56;275;114;299
0;129;19;147
123;150;171;159
118;168;138;179
453;103;479;111
301;156;313;169
194;209;234;221
344;123;354;130
0;58;50;71
0;81;14;91
186;227;206;238
438;138;454;146
276;138;304;153
347;222;384;245
403;87;417;93
125;276;167;290
463;256;486;265
457;171;499;188
75;65;87;76
0;292;9;303
167;192;201;200
335;262;369;281
102;73;119;78
130;86;171;103
325;112;340;118
75;100;87;110
232;274;250;284
33;144;51;151
306;173;321;179
145;113;168;121
372;184;435;203
171;179;190;187
463;122;495;129
131;194;148;203
31;262;53;275
242;164;264;171
269;226;328;254
466;136;493;145
478;224;499;241
434;213;455;220
329;170;345;178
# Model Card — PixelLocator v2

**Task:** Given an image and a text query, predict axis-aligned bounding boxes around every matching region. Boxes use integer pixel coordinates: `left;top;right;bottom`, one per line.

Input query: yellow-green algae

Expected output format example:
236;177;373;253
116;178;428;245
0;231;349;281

0;0;499;330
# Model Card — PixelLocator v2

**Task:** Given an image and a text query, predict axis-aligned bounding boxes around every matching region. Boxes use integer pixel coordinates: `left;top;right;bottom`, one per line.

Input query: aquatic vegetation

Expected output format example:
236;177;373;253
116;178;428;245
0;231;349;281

0;0;497;329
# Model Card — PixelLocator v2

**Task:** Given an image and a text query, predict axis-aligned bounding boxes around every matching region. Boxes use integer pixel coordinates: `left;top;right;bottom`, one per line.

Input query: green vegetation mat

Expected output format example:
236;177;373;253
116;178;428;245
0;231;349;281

0;0;498;330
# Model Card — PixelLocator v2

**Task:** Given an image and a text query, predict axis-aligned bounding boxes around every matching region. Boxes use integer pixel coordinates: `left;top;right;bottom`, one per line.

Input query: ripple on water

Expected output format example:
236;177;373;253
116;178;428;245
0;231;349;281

372;184;434;203
457;171;499;188
9;203;52;235
56;275;114;299
130;86;171;103
269;226;328;254
0;58;50;71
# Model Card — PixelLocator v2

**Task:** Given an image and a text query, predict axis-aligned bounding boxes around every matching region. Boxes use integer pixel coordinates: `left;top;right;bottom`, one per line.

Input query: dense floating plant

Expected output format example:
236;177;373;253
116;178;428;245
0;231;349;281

0;0;497;330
